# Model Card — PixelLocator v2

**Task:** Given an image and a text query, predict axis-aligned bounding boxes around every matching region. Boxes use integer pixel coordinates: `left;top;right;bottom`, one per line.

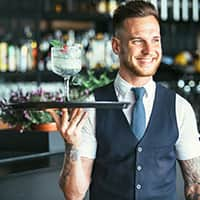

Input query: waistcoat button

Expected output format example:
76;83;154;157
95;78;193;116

136;184;142;190
137;147;143;152
137;165;142;171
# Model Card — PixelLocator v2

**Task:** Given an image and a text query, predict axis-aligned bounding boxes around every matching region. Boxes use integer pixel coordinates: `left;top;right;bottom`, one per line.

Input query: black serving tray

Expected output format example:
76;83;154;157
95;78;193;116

4;101;130;110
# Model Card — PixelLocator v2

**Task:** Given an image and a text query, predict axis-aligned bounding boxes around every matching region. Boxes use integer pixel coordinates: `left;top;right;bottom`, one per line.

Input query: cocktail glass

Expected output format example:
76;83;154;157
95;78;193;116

51;43;82;101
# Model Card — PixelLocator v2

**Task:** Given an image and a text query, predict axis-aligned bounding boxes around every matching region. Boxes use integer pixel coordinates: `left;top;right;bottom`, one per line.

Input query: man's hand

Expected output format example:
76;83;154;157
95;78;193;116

186;186;200;200
46;108;88;147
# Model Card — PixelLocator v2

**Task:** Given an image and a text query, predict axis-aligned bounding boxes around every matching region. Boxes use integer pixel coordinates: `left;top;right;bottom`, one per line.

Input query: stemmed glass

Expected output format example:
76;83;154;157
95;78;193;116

51;43;82;101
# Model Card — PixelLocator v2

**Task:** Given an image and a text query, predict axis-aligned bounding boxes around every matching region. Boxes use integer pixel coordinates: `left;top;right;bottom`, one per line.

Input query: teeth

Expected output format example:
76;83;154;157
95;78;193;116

137;57;152;59
138;58;152;62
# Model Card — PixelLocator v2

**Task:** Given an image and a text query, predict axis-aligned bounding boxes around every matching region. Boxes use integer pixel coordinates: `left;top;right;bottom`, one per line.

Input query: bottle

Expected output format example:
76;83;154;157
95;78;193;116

19;43;28;72
194;51;200;73
31;41;38;70
55;0;63;14
0;42;8;72
27;41;33;71
86;33;106;69
108;0;118;16
15;45;20;71
97;0;107;14
8;44;17;72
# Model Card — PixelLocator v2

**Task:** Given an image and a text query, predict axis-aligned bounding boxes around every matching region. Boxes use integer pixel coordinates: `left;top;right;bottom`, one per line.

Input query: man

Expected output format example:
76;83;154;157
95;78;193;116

49;1;200;200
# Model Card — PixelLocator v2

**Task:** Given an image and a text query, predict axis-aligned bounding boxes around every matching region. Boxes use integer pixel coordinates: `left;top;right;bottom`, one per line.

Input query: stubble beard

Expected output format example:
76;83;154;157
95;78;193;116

124;56;161;77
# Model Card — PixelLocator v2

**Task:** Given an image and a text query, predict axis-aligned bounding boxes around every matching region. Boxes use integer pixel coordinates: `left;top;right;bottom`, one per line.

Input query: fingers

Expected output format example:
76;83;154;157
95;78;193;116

47;107;88;147
46;108;61;129
67;108;87;135
63;108;88;147
76;111;88;132
60;108;69;138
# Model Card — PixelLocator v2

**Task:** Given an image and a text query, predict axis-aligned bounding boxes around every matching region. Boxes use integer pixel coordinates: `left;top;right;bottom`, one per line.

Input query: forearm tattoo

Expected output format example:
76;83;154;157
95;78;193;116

59;143;80;188
179;156;200;185
186;193;200;200
179;156;200;200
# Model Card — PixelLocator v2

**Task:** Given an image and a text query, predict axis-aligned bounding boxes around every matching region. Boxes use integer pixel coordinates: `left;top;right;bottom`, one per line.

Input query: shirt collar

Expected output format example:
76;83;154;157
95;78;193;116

114;73;155;98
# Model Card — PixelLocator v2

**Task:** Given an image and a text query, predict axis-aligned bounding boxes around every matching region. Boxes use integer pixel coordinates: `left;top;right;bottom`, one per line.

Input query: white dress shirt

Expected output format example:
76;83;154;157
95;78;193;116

79;73;200;161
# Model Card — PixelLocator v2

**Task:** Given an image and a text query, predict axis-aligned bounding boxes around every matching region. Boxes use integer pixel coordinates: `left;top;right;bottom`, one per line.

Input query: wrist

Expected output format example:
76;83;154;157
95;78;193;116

65;143;80;162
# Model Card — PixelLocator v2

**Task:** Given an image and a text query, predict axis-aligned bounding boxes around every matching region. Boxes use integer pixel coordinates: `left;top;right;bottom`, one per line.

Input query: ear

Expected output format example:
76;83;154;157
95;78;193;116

112;37;120;55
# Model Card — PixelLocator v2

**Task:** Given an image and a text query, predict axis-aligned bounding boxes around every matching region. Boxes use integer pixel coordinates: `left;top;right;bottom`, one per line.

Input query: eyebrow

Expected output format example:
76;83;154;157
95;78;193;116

129;37;143;40
129;35;161;40
152;36;161;39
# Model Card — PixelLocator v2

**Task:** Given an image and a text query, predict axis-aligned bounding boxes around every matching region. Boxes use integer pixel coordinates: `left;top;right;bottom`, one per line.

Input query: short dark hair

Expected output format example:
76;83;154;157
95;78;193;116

112;0;159;36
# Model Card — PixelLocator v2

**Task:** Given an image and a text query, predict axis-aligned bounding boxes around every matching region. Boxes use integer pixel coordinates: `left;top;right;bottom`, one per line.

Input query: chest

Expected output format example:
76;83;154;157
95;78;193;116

95;84;178;160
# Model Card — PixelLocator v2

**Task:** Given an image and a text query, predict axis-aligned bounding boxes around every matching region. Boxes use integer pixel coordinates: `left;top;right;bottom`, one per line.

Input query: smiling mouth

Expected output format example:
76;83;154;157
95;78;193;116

136;57;154;63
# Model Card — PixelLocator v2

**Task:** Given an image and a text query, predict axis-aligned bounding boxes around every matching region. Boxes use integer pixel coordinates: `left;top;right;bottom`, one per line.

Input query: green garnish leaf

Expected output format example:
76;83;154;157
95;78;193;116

50;40;63;47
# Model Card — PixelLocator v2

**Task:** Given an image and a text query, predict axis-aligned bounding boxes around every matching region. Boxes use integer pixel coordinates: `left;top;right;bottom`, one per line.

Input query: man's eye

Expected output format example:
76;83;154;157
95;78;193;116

153;38;160;43
132;40;143;45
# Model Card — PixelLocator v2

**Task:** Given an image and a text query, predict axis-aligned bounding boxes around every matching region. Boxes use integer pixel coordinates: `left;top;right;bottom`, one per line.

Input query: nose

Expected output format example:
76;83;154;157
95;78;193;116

141;41;153;55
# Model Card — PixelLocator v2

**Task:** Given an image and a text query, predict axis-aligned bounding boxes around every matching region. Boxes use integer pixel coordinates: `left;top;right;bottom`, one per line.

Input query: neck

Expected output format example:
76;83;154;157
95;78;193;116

119;69;152;87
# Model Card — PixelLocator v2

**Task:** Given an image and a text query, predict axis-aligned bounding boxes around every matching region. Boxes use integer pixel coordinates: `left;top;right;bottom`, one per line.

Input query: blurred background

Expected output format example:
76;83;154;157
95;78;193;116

0;0;199;199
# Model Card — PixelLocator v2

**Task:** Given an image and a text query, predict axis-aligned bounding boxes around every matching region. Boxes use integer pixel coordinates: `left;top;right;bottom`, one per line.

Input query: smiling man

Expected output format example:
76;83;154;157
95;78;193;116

50;1;200;200
112;14;162;85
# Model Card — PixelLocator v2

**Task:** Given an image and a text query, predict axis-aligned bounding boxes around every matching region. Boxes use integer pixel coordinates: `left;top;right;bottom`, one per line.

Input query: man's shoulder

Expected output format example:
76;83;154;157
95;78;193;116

175;92;192;109
156;83;193;110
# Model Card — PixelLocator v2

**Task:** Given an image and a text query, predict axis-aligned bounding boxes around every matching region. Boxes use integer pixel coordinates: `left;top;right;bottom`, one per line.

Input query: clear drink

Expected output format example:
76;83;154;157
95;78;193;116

51;44;82;101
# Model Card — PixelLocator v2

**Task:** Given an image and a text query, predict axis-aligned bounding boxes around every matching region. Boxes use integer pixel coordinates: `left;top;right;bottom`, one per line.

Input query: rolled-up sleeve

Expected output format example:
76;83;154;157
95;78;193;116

175;94;200;160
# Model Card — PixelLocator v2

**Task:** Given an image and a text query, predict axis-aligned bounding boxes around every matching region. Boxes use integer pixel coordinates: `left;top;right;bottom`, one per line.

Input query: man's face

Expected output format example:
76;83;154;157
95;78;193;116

112;15;162;78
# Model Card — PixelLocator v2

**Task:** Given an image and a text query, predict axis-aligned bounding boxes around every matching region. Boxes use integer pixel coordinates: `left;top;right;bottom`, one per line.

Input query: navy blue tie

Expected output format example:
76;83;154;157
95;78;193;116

131;87;146;140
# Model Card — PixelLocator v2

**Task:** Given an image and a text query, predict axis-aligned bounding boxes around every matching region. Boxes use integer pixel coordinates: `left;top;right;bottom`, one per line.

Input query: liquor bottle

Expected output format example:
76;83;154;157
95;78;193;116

173;0;180;21
86;32;106;68
182;0;189;21
160;0;168;21
194;51;200;73
15;46;21;72
97;0;107;14
20;44;27;72
0;42;8;72
108;0;118;16
192;0;199;22
31;41;38;70
8;44;17;72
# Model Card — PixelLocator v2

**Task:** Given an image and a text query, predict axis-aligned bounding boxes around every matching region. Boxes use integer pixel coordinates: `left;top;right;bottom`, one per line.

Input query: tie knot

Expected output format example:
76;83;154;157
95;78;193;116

131;87;145;100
